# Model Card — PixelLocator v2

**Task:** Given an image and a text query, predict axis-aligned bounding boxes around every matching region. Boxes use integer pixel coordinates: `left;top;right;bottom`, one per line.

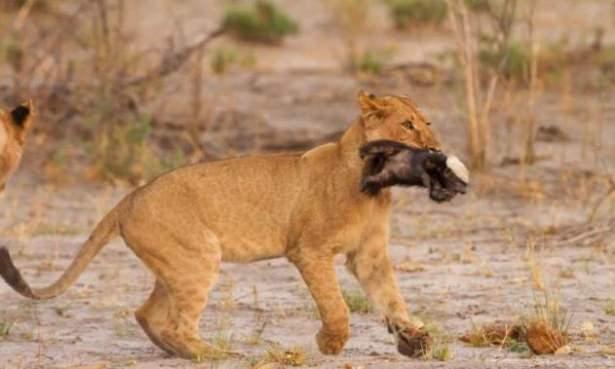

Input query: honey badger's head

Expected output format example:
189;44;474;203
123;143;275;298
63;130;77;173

359;140;469;202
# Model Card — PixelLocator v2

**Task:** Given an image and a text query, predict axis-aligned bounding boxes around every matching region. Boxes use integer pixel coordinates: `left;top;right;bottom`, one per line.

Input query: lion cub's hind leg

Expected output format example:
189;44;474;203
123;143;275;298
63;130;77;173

135;281;174;355
123;221;225;360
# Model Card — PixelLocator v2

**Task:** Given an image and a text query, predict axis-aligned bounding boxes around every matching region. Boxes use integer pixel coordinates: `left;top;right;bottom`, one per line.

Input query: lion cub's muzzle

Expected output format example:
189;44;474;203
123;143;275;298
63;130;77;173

359;140;469;202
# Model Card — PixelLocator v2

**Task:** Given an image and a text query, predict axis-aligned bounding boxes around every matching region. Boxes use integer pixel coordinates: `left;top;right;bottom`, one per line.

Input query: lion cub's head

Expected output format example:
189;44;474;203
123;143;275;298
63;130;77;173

0;101;34;191
357;91;440;151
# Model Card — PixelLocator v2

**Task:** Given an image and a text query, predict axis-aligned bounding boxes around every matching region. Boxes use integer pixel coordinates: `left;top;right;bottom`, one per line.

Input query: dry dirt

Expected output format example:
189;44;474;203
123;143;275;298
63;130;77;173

1;1;615;368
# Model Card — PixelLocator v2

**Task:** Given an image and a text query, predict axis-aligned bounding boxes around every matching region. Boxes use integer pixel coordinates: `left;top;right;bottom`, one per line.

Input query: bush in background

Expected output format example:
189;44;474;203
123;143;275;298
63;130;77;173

222;0;299;44
385;0;448;29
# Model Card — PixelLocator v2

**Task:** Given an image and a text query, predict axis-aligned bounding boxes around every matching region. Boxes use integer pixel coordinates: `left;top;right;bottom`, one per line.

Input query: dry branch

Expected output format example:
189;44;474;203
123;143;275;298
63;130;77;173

124;27;226;87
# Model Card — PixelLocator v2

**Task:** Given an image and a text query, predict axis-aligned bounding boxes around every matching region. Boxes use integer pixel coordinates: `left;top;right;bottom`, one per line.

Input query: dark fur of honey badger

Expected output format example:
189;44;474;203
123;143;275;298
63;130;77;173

360;140;467;202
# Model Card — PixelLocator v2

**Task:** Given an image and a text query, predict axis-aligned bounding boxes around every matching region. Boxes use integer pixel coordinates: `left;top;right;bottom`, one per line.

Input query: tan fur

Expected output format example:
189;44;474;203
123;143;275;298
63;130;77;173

0;92;440;359
0;101;34;191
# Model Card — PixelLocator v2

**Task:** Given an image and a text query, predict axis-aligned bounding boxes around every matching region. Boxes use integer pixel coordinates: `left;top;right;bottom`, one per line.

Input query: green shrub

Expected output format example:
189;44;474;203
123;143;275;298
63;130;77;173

385;0;448;29
222;0;299;44
479;42;530;81
357;51;384;75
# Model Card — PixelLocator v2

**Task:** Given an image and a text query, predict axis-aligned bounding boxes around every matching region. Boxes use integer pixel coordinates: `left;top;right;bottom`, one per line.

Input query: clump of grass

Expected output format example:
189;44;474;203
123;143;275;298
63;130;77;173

211;48;238;74
523;246;572;355
210;47;257;74
342;289;371;313
212;331;234;353
252;345;307;367
357;50;384;75
604;299;615;316
430;343;453;361
222;0;299;44
422;320;453;361
385;0;448;29
0;320;14;338
460;321;530;353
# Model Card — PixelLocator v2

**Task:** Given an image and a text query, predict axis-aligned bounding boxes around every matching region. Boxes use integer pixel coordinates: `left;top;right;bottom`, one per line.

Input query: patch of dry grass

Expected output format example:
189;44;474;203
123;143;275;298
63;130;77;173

250;345;308;368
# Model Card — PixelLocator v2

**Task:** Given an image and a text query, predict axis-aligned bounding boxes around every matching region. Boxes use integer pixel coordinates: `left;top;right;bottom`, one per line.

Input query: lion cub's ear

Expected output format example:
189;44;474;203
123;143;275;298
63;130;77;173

357;90;386;115
8;100;34;143
9;100;33;128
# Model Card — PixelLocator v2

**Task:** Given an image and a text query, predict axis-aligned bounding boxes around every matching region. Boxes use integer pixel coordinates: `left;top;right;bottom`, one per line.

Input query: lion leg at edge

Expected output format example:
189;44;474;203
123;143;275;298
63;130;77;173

291;252;350;355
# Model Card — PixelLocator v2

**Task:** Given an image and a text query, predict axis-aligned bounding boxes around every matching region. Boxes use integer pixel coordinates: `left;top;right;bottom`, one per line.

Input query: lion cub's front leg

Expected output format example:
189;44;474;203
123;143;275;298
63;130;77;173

290;251;350;355
346;232;432;358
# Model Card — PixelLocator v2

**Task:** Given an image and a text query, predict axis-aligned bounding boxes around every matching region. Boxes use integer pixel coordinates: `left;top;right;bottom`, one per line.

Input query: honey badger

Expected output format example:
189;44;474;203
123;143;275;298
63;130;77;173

360;139;469;202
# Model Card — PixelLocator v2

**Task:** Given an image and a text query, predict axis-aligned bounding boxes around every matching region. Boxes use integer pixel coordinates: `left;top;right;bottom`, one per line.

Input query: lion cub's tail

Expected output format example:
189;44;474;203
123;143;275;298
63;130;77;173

0;203;122;300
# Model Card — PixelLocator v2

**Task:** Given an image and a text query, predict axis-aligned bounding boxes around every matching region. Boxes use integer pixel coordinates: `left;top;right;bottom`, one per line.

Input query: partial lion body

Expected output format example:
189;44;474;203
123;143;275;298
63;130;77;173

0;92;442;359
0;101;34;190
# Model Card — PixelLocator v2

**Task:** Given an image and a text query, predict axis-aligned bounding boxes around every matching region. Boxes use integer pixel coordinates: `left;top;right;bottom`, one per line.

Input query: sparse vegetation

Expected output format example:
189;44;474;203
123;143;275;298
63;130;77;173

251;345;307;367
325;0;371;72
357;50;385;75
0;320;13;338
222;0;299;44
605;299;615;316
342;289;372;313
524;246;572;355
460;321;523;348
211;47;238;75
422;320;453;361
385;0;448;29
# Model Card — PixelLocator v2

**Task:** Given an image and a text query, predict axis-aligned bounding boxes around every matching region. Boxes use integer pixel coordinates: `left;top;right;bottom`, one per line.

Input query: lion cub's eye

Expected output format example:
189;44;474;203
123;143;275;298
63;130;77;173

401;120;415;130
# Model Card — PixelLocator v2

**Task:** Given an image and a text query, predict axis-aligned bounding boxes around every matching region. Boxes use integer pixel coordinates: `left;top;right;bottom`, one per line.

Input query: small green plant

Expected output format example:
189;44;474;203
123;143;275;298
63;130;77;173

342;289;371;313
605;299;615;316
211;48;238;74
506;338;530;353
422;319;453;361
210;47;257;74
479;42;530;81
385;0;448;29
431;343;452;361
0;320;14;338
357;50;384;74
222;0;299;44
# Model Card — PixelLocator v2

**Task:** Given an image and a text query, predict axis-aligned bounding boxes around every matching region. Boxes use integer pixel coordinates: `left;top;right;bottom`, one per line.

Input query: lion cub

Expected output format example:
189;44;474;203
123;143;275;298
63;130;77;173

2;92;448;360
0;101;34;190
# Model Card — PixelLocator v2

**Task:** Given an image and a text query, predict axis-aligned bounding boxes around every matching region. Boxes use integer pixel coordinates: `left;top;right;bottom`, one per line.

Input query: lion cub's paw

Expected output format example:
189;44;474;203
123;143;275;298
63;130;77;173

387;319;433;358
316;328;349;355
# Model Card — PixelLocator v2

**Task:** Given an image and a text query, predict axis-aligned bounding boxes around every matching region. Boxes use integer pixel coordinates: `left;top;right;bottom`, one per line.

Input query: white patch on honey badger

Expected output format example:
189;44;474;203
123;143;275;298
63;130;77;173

446;155;469;184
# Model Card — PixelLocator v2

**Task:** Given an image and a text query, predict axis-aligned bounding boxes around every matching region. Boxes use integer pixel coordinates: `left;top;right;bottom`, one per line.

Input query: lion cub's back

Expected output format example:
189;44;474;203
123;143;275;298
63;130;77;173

131;153;306;262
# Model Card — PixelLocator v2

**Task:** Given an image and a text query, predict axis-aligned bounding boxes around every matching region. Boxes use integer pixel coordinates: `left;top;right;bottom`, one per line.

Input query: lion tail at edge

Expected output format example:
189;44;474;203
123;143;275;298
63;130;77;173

0;201;123;300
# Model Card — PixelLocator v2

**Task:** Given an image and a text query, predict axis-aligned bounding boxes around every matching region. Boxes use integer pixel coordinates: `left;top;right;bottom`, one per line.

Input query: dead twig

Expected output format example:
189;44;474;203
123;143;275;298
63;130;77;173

124;27;226;87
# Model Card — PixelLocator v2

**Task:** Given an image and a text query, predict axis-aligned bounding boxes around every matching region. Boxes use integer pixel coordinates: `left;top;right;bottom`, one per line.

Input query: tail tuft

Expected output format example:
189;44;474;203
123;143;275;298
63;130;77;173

0;247;34;298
